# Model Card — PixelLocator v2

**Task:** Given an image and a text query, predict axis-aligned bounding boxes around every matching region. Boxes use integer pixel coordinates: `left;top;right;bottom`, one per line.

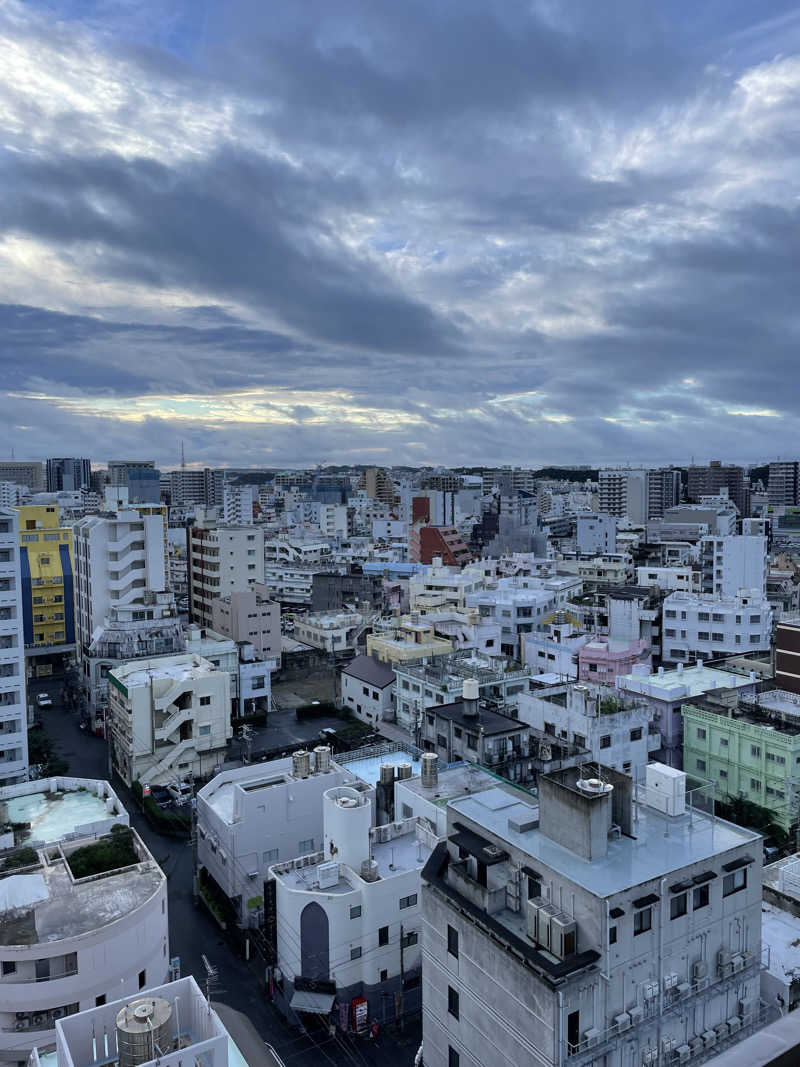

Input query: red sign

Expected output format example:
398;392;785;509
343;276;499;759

143;783;151;797
350;996;368;1033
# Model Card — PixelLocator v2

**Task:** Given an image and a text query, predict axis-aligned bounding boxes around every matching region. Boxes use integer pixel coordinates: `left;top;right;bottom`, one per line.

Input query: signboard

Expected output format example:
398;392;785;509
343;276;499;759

143;783;151;797
351;995;368;1033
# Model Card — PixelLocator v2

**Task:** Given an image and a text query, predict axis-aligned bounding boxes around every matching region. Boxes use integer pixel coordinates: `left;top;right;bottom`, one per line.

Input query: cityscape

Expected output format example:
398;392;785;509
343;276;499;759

3;3;800;1067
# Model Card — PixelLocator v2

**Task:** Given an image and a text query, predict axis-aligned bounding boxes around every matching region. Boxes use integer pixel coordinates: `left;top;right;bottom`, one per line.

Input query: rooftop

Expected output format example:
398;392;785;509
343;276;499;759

397;763;522;809
339;747;424;785
111;653;217;688
431;699;526;736
617;663;755;700
448;785;758;898
0;780;124;846
342;653;396;688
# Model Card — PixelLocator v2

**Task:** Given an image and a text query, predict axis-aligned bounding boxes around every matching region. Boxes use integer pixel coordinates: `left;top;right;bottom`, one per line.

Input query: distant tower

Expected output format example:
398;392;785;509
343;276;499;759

180;441;186;470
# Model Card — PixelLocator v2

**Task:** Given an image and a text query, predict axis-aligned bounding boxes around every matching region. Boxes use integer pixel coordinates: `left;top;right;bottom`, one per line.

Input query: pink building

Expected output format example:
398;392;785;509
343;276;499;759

578;635;651;684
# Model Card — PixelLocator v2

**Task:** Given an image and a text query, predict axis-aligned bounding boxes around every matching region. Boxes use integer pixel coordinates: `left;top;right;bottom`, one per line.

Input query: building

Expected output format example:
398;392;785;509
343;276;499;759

293;610;366;654
187;516;265;627
394;649;530;734
183;624;274;719
310;570;383;613
409;523;473;566
268;781;430;1030
700;535;767;598
467;575;583;659
518;681;659;780
768;461;800;507
45;458;91;493
576;514;617;555
367;618;453;664
15;504;75;662
394;761;503;836
357;466;395;508
577;634;651;683
524;621;592;679
421;762;766;1067
262;563;318;607
417;607;502;656
408;561;484;613
617;660;759;766
661;590;772;665
636;565;701;594
222;484;255;524
776;617;800;695
682;689;800;832
108;653;232;787
647;467;682;519
687;461;747;515
0;777;167;1058
0;462;44;491
341;655;396;724
164;468;225;508
210;587;280;659
598;469;648;522
0;508;28;786
107;461;161;504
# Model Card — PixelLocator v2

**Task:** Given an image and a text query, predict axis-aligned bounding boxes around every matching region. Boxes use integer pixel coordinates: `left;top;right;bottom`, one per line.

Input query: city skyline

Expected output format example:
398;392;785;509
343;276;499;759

2;2;800;466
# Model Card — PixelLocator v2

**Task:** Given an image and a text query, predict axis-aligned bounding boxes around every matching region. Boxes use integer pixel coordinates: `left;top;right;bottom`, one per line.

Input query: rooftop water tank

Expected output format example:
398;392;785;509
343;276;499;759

292;750;311;779
116;998;172;1067
379;763;395;786
396;762;413;781
421;752;438;789
314;745;332;773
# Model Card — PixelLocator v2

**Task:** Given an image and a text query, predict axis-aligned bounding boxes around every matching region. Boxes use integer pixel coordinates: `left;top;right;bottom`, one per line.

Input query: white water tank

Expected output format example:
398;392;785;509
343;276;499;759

314;745;332;773
323;786;371;870
421;752;438;789
292;750;311;778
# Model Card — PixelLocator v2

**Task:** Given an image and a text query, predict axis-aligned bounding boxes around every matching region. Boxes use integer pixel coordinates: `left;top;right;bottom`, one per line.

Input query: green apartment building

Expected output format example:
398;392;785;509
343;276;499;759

682;689;800;832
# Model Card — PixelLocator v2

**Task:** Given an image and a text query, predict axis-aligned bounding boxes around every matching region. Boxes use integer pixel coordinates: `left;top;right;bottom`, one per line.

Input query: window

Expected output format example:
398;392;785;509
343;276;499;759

723;869;747;897
350;946;362;960
449;1048;460;1067
600;735;611;749
466;734;477;751
350;905;362;919
719;769;728;779
448;986;459;1019
750;779;761;792
712;633;724;642
138;970;146;989
670;893;688;920
630;728;642;742
263;848;278;864
720;737;728;748
698;631;710;641
698;612;710;621
751;745;761;758
96;995;106;1006
609;925;617;945
298;838;314;853
696;759;706;772
2;960;16;975
199;696;211;706
573;733;586;748
402;930;418;949
634;908;652;935
696;727;706;740
379;926;389;946
693;884;710;910
400;893;417;910
198;724;211;736
448;925;459;958
453;727;462;739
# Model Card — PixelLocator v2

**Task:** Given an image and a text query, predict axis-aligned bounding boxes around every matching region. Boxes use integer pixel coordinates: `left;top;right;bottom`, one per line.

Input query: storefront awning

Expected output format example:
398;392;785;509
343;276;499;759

290;990;335;1015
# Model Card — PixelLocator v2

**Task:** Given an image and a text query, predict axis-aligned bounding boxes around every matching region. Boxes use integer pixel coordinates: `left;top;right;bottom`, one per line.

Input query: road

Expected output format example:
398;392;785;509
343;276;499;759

29;675;422;1067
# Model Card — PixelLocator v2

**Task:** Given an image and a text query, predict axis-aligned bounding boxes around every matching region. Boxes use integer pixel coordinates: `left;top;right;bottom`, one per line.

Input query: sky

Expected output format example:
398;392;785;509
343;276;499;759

1;0;800;470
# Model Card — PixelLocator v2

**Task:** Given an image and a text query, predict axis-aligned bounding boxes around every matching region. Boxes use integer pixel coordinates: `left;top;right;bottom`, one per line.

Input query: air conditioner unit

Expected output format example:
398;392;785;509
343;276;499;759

317;861;339;889
582;1028;602;1049
715;1022;730;1040
738;998;757;1025
51;1009;63;1020
691;960;707;982
614;1012;631;1032
664;972;679;990
644;981;659;1000
676;1045;691;1064
15;1021;30;1032
536;903;561;952
32;1015;45;1028
641;1048;658;1066
551;914;577;960
689;1037;704;1056
702;1030;717;1048
727;1016;741;1034
731;953;744;973
629;1005;644;1025
527;897;545;942
676;981;691;998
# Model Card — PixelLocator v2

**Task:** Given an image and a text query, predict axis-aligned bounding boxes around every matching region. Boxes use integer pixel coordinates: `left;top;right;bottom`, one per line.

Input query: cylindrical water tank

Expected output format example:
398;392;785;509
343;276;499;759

379;763;395;786
396;762;413;781
323;786;371;871
314;745;332;773
462;678;479;718
361;858;380;882
116;998;173;1067
421;752;438;789
292;750;311;778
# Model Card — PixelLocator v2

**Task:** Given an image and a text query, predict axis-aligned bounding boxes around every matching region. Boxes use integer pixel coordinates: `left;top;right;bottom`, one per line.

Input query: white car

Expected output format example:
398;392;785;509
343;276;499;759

36;693;53;708
167;781;192;805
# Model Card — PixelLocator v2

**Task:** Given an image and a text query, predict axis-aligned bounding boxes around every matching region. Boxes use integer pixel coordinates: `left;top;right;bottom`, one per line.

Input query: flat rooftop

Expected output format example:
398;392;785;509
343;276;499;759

397;763;522;808
757;689;800;718
113;656;215;687
0;850;163;946
0;787;115;846
432;700;524;736
340;749;423;785
618;663;755;700
449;786;758;898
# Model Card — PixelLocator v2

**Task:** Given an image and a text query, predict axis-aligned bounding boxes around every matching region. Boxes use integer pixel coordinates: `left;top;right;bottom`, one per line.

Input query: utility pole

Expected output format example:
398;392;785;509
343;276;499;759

239;724;253;764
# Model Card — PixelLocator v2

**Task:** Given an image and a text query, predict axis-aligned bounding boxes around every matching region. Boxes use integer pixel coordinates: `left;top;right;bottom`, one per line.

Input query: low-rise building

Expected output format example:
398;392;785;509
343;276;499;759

184;623;275;718
409;561;486;613
467;574;583;659
294;610;366;654
422;762;766;1067
523;621;592;679
0;777;167;1058
636;565;701;593
367;618;452;665
662;590;773;664
210;586;280;659
577;634;651;684
341;655;396;724
108;654;232;787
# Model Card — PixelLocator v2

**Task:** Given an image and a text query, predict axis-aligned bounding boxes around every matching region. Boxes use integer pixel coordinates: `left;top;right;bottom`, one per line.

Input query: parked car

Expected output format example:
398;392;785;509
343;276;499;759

149;785;172;810
36;693;53;708
167;781;193;805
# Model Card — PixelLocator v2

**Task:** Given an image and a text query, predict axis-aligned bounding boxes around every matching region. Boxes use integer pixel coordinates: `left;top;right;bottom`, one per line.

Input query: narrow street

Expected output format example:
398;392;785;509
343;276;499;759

29;676;422;1067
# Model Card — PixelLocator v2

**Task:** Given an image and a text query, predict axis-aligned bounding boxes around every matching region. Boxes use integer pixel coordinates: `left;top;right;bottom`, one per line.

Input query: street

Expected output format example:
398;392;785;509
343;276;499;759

28;675;422;1067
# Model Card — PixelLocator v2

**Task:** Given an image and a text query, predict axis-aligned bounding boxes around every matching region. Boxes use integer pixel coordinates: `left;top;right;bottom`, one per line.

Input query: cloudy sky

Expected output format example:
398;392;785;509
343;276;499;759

2;0;799;469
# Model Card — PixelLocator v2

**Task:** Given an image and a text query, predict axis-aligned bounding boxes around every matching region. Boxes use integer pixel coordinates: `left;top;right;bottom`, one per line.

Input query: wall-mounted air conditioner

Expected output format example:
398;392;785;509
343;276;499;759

702;1030;717;1048
732;953;744;973
676;1046;691;1064
641;1048;658;1066
644;981;659;1000
536;903;561;952
550;914;577;960
664;972;679;991
582;1028;601;1049
691;960;707;983
614;1012;631;1032
629;1005;644;1025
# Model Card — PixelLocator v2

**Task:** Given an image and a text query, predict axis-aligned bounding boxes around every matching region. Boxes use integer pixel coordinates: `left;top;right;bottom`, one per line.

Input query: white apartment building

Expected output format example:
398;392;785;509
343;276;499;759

599;469;648;523
523;622;593;679
417;608;502;656
341;654;396;723
262;563;317;606
183;624;275;717
108;653;232;787
517;682;660;779
0;777;167;1059
0;482;26;507
187;518;265;627
467;575;582;659
264;538;332;566
422;763;766;1067
637;565;701;593
700;535;767;598
269;784;432;1029
577;514;617;555
409;561;486;613
294;610;365;653
222;484;256;525
0;509;27;786
662;590;773;665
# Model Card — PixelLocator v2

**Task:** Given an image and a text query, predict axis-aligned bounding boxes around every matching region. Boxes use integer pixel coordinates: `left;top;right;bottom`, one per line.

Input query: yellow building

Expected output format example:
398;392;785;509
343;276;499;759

367;618;452;664
15;504;75;660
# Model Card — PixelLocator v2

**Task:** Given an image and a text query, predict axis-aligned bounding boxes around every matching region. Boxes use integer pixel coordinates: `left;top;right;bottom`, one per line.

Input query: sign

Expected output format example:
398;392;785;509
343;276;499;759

351;995;368;1033
143;783;151;797
169;956;181;980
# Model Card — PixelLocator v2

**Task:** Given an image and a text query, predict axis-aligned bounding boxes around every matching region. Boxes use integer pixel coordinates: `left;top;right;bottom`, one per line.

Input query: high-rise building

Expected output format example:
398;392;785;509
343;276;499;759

699;534;767;597
107;458;155;484
15;504;75;658
187;514;265;627
222;483;256;524
0;461;44;491
165;467;224;508
45;457;91;492
598;468;648;522
647;467;682;518
687;461;747;515
0;507;28;786
106;460;160;502
357;466;395;508
768;461;800;507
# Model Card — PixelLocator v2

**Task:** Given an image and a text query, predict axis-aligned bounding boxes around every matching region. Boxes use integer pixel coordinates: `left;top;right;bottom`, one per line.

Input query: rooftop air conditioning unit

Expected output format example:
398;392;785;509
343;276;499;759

317;861;339;889
689;1037;704;1056
727;1016;741;1034
536;903;561;952
664;973;679;991
661;1036;676;1055
551;914;577;960
732;953;745;973
676;982;691;998
644;981;659;1000
614;1012;631;1033
715;1022;730;1041
702;1030;717;1048
526;897;545;942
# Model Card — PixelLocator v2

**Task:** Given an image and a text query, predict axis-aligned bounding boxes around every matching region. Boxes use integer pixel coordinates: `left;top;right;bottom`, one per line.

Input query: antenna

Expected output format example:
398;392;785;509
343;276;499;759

180;441;186;470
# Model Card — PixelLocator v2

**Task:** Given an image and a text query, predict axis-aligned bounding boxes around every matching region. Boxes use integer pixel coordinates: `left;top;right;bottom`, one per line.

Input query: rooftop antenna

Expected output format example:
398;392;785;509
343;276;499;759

180;441;186;470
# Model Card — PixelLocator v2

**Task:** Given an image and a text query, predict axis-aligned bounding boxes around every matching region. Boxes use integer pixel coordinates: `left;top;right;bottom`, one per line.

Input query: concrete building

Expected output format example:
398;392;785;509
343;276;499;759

394;649;531;734
410;523;473;566
310;570;383;613
768;461;800;507
524;621;593;680
163;468;224;508
210;587;280;659
0;508;28;786
467;575;583;659
577;635;651;684
341;655;396;724
617;661;759;766
517;682;659;780
393;762;503;836
682;688;800;832
636;565;701;594
687;462;747;515
108;463;161;504
422;763;766;1067
294;610;366;654
262;563;318;607
0;482;25;507
661;590;772;664
367;618;453;665
417;607;502;656
108;653;232;787
357;466;395;508
598;469;648;522
187;516;265;627
409;561;485;613
647;467;682;519
15;504;75;662
222;484;255;525
45;458;91;494
183;625;275;719
577;514;617;555
776;616;800;695
0;462;44;491
0;777;167;1059
700;535;767;598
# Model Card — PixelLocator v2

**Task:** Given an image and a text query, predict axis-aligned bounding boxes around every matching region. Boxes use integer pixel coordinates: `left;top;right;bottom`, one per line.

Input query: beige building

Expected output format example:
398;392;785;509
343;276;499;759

187;510;265;627
210;586;280;658
367;618;452;664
